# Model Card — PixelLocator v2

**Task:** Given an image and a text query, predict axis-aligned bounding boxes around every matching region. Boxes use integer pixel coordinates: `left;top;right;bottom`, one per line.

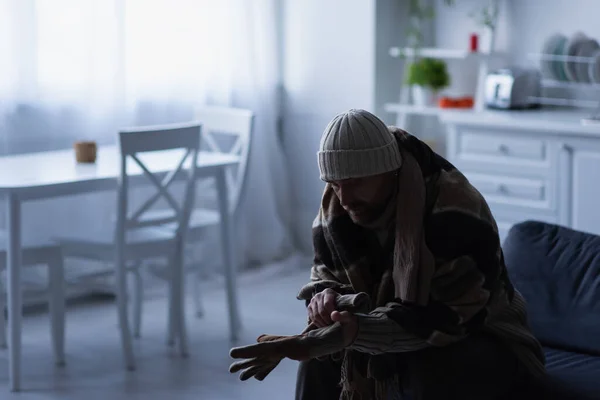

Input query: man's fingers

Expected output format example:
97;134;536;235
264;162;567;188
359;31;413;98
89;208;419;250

313;315;327;327
317;296;333;325
229;357;260;373
239;360;279;381
308;296;328;327
330;310;352;323
254;361;280;381
322;292;336;318
239;365;263;381
307;302;314;319
307;303;317;324
309;303;327;327
230;340;283;359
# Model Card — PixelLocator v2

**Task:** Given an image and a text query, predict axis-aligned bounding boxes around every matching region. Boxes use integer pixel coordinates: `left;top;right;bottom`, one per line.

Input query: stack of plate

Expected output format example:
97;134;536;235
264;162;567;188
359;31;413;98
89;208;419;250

540;32;600;83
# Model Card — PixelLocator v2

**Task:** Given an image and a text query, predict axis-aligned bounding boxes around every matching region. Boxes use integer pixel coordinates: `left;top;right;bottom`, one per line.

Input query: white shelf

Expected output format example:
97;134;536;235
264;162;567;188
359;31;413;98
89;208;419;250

389;47;500;60
581;117;600;126
541;79;600;89
387;46;501;128
528;96;599;108
384;103;476;117
529;53;596;63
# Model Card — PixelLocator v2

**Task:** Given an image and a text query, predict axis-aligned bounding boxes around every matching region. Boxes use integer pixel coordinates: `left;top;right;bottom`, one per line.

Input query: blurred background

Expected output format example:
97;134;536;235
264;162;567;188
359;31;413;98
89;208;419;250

0;0;599;398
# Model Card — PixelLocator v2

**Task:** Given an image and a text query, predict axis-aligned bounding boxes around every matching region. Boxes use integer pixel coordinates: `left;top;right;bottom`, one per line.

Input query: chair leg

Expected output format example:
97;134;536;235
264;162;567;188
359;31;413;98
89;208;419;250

116;260;135;370
216;169;242;341
166;259;176;347
174;240;188;357
221;232;242;341
48;255;65;366
0;306;5;349
192;266;204;318
183;245;204;318
0;274;6;349
129;265;143;339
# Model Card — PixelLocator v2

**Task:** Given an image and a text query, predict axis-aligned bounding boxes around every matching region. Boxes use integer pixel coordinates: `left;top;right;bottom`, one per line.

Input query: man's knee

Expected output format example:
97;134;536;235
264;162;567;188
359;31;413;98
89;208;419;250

295;358;342;400
407;334;524;399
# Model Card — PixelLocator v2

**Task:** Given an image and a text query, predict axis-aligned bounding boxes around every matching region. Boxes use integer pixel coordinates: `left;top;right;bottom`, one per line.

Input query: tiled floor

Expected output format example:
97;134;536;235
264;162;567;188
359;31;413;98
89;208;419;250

0;256;311;399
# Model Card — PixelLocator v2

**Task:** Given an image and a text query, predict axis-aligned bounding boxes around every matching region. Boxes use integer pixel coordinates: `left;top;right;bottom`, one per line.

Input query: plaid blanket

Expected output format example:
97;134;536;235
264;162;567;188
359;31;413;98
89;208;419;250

297;128;546;399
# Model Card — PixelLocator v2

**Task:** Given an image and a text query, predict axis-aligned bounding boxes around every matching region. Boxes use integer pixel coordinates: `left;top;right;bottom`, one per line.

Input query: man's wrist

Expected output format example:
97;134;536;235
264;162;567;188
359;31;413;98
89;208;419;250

344;315;359;347
347;313;389;352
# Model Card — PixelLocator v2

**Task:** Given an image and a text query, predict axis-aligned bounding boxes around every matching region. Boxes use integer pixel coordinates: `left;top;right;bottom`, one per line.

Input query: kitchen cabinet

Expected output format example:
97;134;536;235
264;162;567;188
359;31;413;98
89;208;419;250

567;143;600;236
440;108;600;243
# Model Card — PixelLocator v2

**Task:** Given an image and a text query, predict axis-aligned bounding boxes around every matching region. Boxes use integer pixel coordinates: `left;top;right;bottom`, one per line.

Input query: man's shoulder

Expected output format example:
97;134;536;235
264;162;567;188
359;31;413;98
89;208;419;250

390;127;455;176
430;167;495;226
425;167;501;258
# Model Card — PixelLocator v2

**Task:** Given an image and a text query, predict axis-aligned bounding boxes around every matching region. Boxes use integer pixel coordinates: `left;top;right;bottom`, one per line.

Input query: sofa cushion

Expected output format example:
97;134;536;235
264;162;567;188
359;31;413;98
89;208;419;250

542;347;600;399
502;221;600;355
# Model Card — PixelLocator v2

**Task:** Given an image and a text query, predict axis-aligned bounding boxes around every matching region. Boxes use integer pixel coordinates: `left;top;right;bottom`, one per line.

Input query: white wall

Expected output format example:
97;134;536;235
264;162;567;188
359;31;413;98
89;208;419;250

282;0;600;253
280;0;600;254
508;0;600;61
435;0;600;56
374;0;415;122
281;0;376;251
434;0;600;97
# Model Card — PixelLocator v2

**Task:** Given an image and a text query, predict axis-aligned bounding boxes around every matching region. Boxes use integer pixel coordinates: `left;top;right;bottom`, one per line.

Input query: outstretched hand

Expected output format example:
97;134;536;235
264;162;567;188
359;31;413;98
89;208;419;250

229;311;359;381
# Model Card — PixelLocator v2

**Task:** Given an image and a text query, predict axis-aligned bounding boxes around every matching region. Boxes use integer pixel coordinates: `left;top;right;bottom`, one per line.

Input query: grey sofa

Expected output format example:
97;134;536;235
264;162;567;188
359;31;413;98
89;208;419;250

503;220;600;399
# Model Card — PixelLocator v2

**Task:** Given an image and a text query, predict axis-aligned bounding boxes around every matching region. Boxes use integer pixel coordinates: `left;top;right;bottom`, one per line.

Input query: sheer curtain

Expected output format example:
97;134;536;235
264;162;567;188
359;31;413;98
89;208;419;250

0;0;293;296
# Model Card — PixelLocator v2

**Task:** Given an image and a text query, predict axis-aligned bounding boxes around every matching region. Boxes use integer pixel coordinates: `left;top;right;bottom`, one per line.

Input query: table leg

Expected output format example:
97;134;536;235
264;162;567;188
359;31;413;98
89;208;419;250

216;169;241;341
6;193;22;391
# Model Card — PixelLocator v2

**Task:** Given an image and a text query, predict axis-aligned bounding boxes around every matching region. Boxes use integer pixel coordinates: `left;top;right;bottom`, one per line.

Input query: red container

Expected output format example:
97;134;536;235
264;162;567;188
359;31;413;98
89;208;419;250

470;33;478;52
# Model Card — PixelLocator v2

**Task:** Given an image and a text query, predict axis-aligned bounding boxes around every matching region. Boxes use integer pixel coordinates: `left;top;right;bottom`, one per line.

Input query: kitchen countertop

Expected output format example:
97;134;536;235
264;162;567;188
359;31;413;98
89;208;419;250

438;107;600;137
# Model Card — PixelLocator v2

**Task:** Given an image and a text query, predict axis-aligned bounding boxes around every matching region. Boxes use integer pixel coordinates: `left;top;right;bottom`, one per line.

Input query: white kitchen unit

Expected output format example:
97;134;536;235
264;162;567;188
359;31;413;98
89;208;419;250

439;107;600;244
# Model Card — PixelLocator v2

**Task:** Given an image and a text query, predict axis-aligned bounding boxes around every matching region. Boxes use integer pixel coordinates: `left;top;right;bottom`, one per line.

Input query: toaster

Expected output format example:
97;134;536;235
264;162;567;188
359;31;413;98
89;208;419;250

484;67;541;109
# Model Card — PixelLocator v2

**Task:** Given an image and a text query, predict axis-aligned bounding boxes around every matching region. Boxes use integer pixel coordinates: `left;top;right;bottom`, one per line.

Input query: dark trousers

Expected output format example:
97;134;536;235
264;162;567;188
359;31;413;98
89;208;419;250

295;333;531;400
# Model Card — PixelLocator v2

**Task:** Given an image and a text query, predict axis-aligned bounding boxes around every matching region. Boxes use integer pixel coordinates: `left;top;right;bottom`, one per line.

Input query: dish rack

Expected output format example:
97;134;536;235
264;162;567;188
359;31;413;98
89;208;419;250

527;52;600;125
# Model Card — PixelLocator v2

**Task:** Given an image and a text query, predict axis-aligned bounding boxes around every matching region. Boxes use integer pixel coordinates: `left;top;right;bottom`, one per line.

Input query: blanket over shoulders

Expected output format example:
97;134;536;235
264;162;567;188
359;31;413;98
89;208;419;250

297;127;545;399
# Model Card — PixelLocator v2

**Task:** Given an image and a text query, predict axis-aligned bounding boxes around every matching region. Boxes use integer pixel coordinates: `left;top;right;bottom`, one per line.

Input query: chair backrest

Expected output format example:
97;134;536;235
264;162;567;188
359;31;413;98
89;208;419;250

117;121;202;239
196;106;254;215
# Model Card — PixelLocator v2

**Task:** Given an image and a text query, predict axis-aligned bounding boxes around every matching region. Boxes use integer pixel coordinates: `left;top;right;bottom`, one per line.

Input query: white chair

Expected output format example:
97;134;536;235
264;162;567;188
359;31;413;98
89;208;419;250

138;106;253;342
53;122;201;370
0;238;65;365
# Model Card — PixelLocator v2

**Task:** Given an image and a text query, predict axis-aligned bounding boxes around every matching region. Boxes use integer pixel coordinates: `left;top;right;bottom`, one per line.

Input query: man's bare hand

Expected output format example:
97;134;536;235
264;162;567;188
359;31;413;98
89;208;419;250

308;288;338;327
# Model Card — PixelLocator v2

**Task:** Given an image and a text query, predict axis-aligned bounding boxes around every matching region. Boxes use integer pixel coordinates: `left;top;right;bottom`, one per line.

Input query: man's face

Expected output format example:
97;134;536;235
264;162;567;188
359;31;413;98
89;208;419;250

328;172;396;225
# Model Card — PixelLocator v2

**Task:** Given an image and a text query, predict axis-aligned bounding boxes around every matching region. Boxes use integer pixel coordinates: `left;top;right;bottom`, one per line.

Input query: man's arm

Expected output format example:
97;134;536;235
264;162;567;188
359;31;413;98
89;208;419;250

349;209;503;355
349;254;490;354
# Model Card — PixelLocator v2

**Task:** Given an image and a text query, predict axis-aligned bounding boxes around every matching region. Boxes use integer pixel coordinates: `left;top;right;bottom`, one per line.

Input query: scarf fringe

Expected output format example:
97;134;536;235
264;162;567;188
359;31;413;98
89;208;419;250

339;378;402;400
339;351;404;400
340;351;369;399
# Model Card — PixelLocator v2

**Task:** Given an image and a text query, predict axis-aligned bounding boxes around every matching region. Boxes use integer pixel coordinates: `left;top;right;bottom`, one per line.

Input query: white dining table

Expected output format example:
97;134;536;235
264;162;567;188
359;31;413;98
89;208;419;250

0;145;242;391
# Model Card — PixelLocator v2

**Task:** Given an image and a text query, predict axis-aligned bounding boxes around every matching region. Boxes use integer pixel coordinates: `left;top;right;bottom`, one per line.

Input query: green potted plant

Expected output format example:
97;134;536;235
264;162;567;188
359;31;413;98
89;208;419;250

406;57;451;106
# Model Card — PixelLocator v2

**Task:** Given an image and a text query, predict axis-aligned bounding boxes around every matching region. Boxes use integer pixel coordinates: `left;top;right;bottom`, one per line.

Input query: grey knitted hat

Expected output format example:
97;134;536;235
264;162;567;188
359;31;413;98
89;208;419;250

317;109;403;181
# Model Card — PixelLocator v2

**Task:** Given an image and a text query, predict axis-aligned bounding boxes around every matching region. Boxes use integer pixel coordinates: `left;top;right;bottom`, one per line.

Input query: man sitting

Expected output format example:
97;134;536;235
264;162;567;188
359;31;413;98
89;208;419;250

230;109;546;400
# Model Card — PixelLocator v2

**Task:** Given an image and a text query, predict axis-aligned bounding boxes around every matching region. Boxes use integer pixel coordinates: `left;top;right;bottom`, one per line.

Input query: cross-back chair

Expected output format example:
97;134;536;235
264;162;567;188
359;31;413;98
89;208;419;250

53;121;201;369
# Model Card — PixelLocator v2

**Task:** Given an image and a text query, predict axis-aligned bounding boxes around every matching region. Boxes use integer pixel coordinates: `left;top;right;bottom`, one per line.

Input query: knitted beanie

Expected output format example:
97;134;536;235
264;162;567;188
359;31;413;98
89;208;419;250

318;109;403;181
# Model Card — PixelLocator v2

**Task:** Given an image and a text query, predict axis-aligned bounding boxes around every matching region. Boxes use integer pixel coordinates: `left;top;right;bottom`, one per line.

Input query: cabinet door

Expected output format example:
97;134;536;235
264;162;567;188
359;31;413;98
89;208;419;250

571;149;600;236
